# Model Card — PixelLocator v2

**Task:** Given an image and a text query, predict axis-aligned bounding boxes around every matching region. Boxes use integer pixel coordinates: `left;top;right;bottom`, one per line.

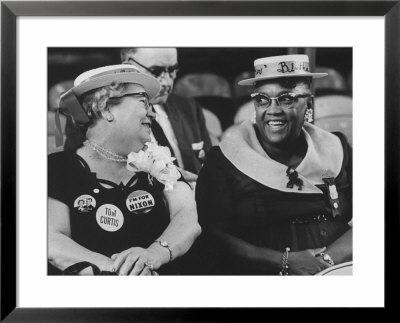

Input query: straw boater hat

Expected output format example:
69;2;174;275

59;64;160;124
238;54;328;86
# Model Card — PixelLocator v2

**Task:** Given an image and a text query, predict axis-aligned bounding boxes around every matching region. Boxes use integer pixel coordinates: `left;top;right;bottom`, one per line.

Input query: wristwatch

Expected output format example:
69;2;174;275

155;240;173;262
320;252;335;266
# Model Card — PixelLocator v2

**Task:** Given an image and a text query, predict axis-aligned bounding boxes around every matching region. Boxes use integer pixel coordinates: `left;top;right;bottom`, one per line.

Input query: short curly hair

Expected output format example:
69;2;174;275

69;82;131;137
79;82;131;122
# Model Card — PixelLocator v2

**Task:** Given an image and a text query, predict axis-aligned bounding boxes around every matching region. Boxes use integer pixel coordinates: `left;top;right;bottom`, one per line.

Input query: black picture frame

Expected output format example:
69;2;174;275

1;0;398;320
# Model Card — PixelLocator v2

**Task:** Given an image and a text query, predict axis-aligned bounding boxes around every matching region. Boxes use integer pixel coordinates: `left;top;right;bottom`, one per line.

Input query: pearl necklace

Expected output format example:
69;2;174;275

83;140;128;163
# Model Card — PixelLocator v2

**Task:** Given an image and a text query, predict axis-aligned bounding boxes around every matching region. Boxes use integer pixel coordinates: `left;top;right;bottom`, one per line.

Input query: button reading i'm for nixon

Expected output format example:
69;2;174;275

126;190;155;214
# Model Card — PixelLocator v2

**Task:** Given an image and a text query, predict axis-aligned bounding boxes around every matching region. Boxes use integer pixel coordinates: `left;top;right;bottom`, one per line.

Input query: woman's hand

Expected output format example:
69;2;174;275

48;197;119;275
111;247;164;276
288;247;332;275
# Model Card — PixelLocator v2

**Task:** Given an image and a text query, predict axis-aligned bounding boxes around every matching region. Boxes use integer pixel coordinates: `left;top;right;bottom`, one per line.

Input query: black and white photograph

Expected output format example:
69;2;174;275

47;47;353;276
2;1;397;316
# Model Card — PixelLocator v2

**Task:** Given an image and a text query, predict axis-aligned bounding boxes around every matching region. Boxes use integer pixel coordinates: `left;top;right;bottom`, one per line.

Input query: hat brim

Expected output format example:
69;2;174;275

73;72;160;99
238;72;328;86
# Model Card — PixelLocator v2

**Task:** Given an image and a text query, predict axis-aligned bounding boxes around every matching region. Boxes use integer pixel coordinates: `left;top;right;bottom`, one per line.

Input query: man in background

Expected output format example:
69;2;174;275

120;48;212;183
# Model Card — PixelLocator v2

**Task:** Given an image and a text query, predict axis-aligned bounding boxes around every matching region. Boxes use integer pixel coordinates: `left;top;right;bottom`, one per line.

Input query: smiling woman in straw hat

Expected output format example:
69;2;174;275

195;55;352;275
48;64;201;275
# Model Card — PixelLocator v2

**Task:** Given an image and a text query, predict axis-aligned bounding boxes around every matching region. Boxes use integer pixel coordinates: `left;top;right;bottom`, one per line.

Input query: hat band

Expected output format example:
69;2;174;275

77;67;139;86
108;84;146;98
255;61;310;78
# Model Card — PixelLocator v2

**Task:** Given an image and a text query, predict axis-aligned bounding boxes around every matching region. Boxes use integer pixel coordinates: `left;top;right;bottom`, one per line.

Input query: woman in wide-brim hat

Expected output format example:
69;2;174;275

196;55;352;275
48;64;201;275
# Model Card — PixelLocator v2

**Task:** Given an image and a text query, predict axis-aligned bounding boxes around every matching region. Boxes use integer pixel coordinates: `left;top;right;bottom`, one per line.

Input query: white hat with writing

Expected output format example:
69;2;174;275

238;55;328;86
71;64;160;98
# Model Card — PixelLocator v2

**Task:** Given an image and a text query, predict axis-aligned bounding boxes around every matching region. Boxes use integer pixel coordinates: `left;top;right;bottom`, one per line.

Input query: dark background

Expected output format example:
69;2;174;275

48;47;352;94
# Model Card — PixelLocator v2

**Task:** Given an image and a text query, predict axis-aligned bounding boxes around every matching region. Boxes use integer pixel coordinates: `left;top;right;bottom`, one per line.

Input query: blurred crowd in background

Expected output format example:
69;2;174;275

48;48;352;153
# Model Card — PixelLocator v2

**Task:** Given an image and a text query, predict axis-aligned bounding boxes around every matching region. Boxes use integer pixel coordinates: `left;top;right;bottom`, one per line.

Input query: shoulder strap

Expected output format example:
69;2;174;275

62;261;101;275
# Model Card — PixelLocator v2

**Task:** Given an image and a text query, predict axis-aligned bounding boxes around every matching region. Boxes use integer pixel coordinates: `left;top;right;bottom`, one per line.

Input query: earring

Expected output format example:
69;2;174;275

251;111;256;124
104;111;114;122
304;106;314;123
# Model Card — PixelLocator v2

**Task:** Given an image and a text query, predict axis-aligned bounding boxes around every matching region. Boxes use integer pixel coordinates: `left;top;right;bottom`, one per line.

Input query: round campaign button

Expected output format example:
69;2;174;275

73;195;96;213
96;204;124;232
126;190;155;215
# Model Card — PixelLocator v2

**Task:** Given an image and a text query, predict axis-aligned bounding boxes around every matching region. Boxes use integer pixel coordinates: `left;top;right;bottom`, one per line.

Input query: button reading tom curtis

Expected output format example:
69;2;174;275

126;190;155;215
95;204;124;232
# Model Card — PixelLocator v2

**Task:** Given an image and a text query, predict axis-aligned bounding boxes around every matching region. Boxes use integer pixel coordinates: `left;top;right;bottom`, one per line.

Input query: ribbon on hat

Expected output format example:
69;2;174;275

54;89;90;148
255;60;310;78
75;65;140;86
79;67;139;86
54;109;64;148
59;89;90;124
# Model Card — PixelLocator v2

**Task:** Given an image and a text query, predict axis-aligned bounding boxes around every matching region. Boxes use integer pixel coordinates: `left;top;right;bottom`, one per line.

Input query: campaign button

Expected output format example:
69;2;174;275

96;204;124;232
126;190;155;215
73;195;96;213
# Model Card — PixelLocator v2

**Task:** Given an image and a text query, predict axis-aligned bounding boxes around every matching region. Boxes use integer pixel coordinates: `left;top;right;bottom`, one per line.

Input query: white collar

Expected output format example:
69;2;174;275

153;104;168;119
219;121;343;194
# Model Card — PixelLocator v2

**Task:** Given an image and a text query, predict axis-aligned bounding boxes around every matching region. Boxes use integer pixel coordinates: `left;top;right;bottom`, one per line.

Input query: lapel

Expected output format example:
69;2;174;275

164;97;197;172
220;121;343;194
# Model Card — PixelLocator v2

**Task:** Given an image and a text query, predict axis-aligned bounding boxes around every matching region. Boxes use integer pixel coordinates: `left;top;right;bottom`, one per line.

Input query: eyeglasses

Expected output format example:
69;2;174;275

250;92;313;110
127;57;179;79
110;92;151;109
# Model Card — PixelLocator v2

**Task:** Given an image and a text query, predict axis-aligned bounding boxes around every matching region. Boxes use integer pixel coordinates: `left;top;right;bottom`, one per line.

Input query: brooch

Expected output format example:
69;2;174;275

286;167;303;190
